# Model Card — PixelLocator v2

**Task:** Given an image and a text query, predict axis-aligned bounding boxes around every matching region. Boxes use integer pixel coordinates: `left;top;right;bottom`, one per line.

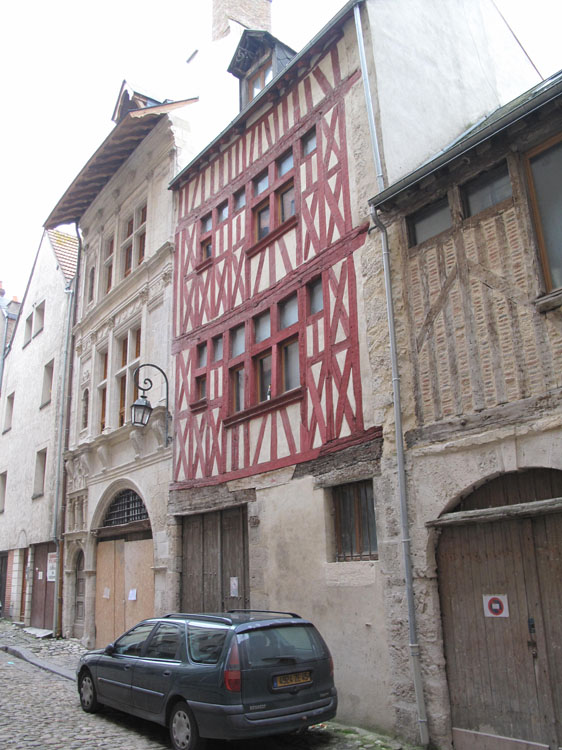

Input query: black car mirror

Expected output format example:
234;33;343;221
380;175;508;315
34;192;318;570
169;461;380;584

104;643;116;655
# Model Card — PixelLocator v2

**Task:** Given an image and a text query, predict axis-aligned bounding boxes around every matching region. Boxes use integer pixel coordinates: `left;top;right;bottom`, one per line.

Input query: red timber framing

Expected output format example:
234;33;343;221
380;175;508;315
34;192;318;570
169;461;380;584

172;44;377;488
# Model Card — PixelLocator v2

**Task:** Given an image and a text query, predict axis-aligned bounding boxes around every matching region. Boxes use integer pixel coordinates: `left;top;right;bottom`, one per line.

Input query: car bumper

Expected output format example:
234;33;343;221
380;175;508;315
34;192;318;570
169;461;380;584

191;692;338;740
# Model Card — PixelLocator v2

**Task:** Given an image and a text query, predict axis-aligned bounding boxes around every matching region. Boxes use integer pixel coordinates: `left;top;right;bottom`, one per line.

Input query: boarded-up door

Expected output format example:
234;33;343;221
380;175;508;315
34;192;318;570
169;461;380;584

438;513;562;750
182;506;249;612
73;551;86;638
30;542;55;629
95;536;154;647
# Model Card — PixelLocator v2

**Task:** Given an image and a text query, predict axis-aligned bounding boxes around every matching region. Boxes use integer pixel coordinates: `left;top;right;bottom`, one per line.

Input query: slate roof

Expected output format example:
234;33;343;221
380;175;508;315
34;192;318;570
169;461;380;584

47;229;79;283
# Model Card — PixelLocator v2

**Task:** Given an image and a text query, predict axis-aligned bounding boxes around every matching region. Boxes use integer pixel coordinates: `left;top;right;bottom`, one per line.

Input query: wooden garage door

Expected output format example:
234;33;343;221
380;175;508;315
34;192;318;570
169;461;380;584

182;506;249;612
438;513;562;750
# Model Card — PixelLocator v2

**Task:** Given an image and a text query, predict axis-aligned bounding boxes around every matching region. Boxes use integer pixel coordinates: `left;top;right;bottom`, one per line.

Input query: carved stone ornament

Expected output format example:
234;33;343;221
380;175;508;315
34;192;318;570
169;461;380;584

97;444;110;471
130;428;144;458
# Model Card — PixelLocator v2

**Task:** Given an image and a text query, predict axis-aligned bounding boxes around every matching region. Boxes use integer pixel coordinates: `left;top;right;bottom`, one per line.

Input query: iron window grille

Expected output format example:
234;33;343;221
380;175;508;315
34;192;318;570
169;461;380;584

103;489;148;527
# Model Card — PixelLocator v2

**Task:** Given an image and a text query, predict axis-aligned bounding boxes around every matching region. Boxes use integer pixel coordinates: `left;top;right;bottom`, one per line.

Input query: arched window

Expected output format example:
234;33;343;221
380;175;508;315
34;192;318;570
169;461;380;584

103;489;148;527
81;389;89;430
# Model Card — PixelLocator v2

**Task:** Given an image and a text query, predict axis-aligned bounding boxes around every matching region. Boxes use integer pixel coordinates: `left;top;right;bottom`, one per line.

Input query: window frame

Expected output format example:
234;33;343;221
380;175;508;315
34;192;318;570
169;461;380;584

332;480;378;562
524;132;562;293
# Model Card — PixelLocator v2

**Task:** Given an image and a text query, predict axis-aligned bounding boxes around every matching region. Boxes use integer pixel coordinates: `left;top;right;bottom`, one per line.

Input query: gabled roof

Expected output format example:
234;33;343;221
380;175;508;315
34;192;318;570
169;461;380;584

370;68;562;209
47;230;79;283
112;80;164;123
45;98;198;230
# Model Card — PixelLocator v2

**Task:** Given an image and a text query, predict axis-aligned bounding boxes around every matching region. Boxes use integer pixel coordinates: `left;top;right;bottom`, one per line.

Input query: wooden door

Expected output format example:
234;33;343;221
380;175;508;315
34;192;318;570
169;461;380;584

30;542;55;630
438;514;562;749
0;554;7;616
182;506;248;612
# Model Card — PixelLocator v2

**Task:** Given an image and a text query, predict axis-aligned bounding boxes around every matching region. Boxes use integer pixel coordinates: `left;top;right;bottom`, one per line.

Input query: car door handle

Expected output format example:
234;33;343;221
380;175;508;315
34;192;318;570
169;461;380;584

124;664;131;670
163;670;172;676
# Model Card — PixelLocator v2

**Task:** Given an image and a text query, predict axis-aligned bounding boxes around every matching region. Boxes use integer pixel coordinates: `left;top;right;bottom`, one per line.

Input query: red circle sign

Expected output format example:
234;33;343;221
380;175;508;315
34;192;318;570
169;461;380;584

487;597;504;616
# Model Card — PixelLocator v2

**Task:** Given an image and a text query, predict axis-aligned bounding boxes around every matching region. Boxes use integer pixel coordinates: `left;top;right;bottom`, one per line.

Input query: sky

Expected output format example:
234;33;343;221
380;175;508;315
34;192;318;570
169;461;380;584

1;0;562;301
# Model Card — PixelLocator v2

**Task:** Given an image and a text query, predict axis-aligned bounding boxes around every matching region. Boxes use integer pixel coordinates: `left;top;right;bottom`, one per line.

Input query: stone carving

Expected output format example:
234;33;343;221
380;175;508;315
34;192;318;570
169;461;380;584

97;443;110;471
130;428;144;458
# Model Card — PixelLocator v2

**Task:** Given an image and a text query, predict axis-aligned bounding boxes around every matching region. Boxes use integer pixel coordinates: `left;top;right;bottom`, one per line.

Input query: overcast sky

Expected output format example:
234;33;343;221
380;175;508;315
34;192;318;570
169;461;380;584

2;0;561;300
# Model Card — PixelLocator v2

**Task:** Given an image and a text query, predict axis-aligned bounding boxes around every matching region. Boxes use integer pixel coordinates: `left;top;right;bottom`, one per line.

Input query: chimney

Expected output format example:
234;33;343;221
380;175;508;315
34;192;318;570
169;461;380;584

213;0;272;40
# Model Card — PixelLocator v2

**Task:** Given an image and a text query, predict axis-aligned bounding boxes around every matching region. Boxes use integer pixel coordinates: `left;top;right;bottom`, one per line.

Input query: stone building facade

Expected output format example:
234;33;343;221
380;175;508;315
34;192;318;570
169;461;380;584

0;230;77;629
368;71;562;749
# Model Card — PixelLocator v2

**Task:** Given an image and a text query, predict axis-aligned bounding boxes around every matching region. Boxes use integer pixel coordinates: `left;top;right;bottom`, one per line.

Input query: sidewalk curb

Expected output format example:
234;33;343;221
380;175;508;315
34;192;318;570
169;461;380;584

0;643;76;682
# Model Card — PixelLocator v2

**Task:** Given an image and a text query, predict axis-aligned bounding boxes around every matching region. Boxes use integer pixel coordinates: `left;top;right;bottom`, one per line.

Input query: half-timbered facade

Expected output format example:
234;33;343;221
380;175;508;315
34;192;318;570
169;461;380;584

170;10;388;730
369;71;562;750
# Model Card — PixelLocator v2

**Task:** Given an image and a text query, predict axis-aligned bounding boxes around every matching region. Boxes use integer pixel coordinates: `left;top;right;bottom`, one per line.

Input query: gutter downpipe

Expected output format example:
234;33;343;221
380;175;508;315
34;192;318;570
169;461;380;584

52;223;81;638
353;4;430;746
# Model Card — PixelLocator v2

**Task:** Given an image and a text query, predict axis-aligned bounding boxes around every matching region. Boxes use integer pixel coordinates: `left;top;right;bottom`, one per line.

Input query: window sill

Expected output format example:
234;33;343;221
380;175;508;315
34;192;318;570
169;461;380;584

224;386;304;428
31;492;44;500
39;399;52;410
535;288;562;313
189;397;208;413
194;257;213;274
245;215;298;259
2;427;11;435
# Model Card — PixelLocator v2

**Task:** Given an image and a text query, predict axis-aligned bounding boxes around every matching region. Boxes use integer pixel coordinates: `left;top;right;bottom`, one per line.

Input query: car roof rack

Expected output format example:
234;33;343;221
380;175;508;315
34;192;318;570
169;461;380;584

227;609;301;618
163;613;233;625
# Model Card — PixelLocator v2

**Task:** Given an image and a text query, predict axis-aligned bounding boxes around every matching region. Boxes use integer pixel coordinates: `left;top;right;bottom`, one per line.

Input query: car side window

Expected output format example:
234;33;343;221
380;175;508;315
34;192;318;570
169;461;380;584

113;622;155;656
145;623;183;660
187;625;228;664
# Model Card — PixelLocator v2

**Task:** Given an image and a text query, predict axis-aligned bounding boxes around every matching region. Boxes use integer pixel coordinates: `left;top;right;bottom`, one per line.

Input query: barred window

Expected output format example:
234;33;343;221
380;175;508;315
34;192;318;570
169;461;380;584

103;489;148;527
333;480;377;561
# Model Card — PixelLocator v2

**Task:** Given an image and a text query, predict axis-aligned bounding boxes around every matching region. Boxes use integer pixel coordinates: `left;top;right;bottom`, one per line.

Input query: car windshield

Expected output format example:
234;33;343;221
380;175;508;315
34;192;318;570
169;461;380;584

240;625;327;667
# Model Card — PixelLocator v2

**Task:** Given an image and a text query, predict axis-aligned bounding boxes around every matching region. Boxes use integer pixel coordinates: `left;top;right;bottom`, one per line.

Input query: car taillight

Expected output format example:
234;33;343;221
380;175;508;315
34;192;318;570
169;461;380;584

224;638;241;692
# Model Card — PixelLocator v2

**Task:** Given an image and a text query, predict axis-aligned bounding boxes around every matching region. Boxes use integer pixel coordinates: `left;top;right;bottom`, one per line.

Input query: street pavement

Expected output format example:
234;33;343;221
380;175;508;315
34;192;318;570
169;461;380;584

0;619;420;750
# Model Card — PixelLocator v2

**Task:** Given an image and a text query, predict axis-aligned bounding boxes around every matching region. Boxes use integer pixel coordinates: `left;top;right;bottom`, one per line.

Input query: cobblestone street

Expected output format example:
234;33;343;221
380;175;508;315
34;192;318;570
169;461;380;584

0;620;421;750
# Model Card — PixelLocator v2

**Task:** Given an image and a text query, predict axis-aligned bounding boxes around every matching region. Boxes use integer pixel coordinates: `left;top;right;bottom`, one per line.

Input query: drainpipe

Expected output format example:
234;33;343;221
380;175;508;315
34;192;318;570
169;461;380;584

52;222;81;637
354;3;430;746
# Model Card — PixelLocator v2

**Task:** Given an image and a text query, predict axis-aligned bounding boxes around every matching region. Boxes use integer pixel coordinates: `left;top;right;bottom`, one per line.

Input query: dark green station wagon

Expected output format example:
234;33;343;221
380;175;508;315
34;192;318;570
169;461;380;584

77;610;337;750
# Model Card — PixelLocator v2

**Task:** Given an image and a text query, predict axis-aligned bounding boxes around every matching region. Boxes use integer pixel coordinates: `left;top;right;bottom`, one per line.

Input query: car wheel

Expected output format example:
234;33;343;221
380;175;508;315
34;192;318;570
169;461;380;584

169;701;201;750
79;670;100;713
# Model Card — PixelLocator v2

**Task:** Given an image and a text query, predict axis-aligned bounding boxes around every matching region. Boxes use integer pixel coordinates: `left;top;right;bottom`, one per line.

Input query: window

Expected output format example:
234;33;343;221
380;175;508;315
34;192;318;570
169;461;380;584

114;622;155;656
281;338;299;391
308;277;323;315
234;189;246;212
201;214;212;233
196;375;207;400
462;163;512;217
103;488;148;526
248;60;273;101
145;623;182;660
81;389;89;430
256;351;272;402
217;201;229;223
256;202;270;241
254;172;269;197
121;202;147;278
254;311;271;343
34;302;45;335
212;335;223;362
279;183;295;223
24;313;33;346
104;236;114;293
201;239;213;260
200;213;213;264
408;198;452;246
277;150;294;177
332;480;377;561
88;267;95;303
98;350;108;432
0;472;6;513
526;135;562;291
3;393;14;433
231;325;245;357
231;366;245;412
41;360;54;407
115;326;141;427
188;625;227;664
197;342;207;368
33;448;47;498
302;128;317;156
279;294;298;329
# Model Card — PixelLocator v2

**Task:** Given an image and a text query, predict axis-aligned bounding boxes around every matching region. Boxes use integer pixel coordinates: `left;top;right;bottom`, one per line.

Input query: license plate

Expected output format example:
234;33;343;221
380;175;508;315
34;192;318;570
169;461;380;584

274;671;312;688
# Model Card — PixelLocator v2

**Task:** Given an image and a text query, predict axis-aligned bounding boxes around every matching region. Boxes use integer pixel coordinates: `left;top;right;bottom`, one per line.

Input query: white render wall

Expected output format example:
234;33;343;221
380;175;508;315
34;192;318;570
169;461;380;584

0;235;73;618
365;0;540;186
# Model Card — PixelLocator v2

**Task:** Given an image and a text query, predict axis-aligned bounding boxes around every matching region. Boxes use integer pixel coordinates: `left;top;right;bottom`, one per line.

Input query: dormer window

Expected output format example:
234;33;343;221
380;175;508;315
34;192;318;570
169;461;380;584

248;61;273;102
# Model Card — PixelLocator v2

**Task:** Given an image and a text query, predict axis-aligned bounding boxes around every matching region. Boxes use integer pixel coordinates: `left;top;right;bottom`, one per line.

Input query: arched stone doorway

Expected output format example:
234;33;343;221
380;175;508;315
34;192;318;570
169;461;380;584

436;468;562;750
94;488;154;647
